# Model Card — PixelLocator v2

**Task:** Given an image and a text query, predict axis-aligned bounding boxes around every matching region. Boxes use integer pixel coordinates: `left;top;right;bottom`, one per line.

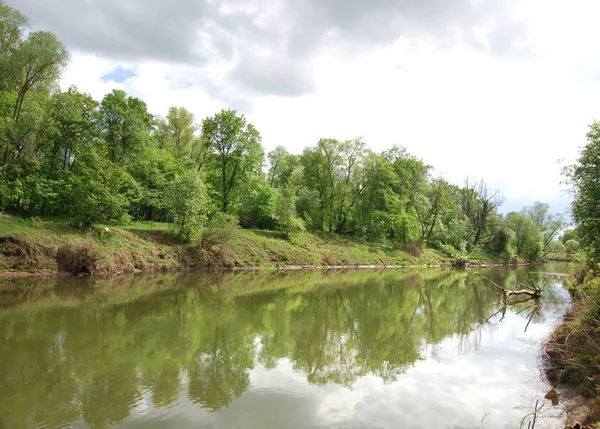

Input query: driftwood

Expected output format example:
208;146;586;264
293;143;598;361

473;272;542;299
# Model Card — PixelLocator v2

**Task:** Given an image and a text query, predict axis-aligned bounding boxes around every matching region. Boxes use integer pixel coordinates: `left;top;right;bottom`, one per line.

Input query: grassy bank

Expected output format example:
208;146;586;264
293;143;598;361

0;215;471;276
544;268;600;427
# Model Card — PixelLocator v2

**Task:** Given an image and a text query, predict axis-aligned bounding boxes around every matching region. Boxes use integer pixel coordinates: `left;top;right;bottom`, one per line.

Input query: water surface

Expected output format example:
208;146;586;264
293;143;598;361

0;264;571;428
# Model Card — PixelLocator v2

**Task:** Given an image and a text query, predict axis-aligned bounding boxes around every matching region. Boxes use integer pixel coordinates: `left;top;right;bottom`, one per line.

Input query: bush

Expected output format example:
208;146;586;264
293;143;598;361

165;171;209;243
199;213;239;251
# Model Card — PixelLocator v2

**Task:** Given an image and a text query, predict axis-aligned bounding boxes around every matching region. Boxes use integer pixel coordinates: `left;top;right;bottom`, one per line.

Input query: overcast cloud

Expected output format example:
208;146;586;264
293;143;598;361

7;0;600;215
13;0;527;95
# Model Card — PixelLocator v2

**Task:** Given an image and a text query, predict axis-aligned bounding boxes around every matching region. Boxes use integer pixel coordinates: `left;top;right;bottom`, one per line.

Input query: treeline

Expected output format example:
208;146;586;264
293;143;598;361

0;2;568;260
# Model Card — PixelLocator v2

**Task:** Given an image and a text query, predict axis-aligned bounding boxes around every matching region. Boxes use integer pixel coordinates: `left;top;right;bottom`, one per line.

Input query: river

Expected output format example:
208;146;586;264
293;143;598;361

0;264;572;429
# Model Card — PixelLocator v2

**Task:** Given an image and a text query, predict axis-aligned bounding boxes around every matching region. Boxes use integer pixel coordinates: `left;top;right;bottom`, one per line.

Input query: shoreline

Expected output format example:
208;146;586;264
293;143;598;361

542;276;600;428
0;261;537;280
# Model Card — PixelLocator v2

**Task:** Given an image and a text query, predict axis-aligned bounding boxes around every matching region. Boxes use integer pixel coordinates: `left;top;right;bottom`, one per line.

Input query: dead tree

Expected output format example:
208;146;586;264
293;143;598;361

473;271;542;300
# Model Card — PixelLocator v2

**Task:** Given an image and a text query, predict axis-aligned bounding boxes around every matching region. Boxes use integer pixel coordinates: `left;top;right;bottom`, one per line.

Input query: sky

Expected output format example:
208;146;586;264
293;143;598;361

8;0;600;217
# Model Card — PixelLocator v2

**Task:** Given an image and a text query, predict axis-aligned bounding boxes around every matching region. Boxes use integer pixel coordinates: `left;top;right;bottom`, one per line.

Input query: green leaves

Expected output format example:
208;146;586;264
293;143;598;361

165;170;209;243
99;90;153;163
68;149;140;226
506;212;542;261
571;121;600;267
202;109;264;213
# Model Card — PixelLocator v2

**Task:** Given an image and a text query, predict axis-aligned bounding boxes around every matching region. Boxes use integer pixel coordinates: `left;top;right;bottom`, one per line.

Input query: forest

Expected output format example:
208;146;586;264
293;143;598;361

0;2;571;263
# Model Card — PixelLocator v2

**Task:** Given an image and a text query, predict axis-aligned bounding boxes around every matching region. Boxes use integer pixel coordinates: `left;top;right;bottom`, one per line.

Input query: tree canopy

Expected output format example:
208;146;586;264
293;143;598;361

0;1;568;260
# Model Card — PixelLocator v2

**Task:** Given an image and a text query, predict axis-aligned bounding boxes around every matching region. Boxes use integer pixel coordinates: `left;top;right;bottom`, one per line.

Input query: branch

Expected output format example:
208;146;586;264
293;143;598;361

473;272;541;299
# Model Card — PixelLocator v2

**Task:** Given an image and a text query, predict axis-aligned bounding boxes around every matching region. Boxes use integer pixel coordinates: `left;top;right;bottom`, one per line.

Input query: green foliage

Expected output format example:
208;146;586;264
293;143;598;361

274;167;305;237
68;149;139;226
525;201;567;257
545;239;566;260
561;229;577;244
199;212;240;250
127;146;182;221
506;212;542;261
202;109;263;213
570;121;600;267
165;170;209;242
0;1;566;263
237;176;277;229
161;106;197;157
565;239;580;259
99;90;153;163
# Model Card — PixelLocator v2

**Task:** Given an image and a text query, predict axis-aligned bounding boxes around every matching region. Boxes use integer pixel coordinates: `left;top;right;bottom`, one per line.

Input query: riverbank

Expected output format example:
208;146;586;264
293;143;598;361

0;215;511;277
544;268;600;428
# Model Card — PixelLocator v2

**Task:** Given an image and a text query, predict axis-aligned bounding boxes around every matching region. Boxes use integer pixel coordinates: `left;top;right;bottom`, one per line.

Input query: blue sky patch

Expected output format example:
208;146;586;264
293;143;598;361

101;66;136;83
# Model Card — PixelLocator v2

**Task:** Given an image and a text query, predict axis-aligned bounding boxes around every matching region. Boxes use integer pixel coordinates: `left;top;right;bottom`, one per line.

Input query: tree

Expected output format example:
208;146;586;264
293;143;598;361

2;31;69;166
162;106;197;157
334;138;366;234
201;109;263;213
570;121;600;267
274;166;305;237
237;176;276;229
506;212;542;261
565;239;580;259
414;177;454;243
561;229;576;244
165;170;209;242
99;90;153;164
353;151;395;238
0;1;28;91
68;149;139;226
128;146;182;221
459;178;504;247
267;145;299;188
525;201;566;257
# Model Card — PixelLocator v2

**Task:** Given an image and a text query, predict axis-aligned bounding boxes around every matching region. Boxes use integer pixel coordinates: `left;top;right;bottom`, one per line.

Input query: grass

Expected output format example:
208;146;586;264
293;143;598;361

0;214;507;276
543;266;600;428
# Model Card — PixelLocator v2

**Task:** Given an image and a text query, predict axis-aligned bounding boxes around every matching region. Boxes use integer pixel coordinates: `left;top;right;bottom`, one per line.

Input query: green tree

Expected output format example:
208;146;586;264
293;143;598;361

565;239;580;259
2;30;69;166
165;170;209;242
274;166;305;236
570;121;600;266
161;106;197;157
267;145;299;188
414;177;454;243
201;109;263;213
0;1;28;91
525;201;566;257
237;175;277;229
128;146;182;221
99;89;153;164
458;178;504;247
68;149;139;226
561;229;576;244
506;212;542;260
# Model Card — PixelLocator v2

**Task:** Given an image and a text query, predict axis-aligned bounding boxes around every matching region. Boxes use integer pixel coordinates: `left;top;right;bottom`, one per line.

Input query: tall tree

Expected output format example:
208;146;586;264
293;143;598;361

0;1;28;90
201;109;263;213
459;178;503;246
99;90;153;164
525;201;566;257
2;31;69;166
267;145;299;188
334;138;366;233
506;212;542;260
414;177;454;243
164;106;197;157
569;121;600;266
165;170;209;242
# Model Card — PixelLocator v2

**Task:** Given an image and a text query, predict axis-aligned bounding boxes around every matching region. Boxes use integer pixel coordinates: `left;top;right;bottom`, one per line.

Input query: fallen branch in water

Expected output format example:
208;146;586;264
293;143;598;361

473;272;542;299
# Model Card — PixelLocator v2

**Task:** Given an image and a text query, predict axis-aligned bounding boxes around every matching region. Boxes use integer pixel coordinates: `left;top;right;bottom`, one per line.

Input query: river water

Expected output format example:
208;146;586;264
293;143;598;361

0;264;571;429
